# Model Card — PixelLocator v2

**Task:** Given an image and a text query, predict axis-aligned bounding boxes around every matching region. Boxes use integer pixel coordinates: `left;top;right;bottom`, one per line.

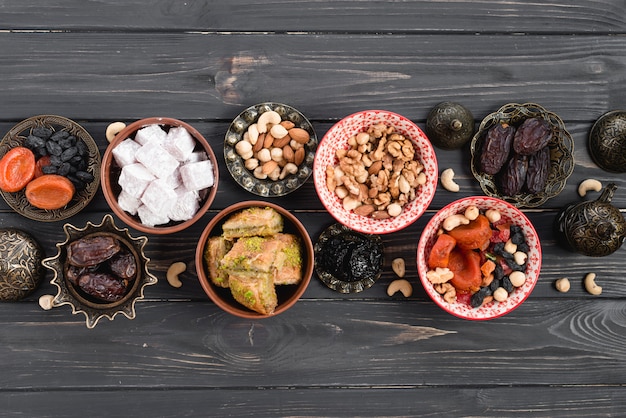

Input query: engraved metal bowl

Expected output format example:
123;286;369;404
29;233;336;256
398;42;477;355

588;110;626;173
0;228;44;301
42;214;157;328
224;102;317;197
0;115;101;221
470;103;574;208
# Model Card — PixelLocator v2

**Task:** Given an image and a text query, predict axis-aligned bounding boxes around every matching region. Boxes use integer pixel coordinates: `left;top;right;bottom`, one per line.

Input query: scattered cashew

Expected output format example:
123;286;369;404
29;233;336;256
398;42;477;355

584;272;602;295
38;294;55;310
555;277;570;293
578;179;602;197
387;279;413;297
166;262;186;288
441;168;459;192
392;258;406;278
106;121;126;143
442;214;470;231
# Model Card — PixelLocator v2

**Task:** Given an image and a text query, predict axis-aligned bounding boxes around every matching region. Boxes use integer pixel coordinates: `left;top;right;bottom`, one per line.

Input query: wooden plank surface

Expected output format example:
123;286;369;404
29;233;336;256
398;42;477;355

1;1;626;417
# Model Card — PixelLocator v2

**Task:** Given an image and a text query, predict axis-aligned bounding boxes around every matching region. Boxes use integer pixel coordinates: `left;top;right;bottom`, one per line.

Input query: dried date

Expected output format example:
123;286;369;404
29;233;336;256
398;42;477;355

67;235;121;267
77;272;128;302
480;123;515;175
513;117;552;156
108;251;137;280
499;153;528;196
525;146;550;193
65;265;96;286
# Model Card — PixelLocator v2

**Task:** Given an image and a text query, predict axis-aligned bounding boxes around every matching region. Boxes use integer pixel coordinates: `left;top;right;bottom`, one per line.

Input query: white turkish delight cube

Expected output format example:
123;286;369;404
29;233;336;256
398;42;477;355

134;124;167;146
117;190;142;215
135;141;180;179
137;204;170;227
140;178;177;216
185;151;208;163
164;126;196;162
118;163;156;198
168;187;200;221
179;159;214;191
112;138;141;168
163;169;182;190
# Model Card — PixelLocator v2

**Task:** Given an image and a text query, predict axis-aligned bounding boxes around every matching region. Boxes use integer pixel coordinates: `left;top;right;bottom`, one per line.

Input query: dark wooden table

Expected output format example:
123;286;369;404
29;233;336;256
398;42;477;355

1;1;626;416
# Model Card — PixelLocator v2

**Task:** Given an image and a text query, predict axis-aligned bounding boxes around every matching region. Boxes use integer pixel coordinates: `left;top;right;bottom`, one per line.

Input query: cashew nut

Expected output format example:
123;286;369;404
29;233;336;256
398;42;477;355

584;272;602;295
38;294;55;310
440;168;460;192
387;279;413;297
106;121;126;143
578;179;602;197
166;262;186;288
392;258;406;278
442;214;470;231
256;110;281;133
555;277;570;293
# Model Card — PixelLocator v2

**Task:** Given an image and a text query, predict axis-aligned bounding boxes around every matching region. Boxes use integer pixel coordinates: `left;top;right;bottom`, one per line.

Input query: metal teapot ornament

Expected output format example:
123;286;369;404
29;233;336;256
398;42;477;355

554;183;626;257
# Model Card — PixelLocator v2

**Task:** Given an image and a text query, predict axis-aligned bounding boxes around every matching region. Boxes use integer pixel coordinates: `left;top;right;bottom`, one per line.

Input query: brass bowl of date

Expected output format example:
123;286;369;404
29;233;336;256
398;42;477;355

470;103;574;208
42;214;158;328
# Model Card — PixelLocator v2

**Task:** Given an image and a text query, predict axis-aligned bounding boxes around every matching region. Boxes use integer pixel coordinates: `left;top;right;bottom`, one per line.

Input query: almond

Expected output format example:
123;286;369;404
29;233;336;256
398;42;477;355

371;210;391;219
262;160;278;175
367;160;383;175
280;120;295;130
283;145;295;162
353;204;376;217
273;134;291;148
263;132;274;149
289;127;310;144
294;147;305;166
253;133;266;152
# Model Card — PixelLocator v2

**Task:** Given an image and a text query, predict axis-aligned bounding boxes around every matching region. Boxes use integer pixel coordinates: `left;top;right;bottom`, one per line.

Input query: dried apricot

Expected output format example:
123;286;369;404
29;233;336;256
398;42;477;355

446;214;492;251
0;147;36;192
428;233;457;269
25;174;75;210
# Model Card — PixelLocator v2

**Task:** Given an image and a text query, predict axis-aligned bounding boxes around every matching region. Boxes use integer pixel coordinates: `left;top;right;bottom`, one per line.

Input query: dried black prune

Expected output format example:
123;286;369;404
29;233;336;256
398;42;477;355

67;235;121;267
499;153;528;196
41;165;57;174
24;134;46;150
75;170;94;182
480;123;515;175
61;147;78;162
77;272;127;302
513;117;552;156
57;162;71;176
525;146;550;194
50;130;69;141
75;140;88;157
46;140;63;156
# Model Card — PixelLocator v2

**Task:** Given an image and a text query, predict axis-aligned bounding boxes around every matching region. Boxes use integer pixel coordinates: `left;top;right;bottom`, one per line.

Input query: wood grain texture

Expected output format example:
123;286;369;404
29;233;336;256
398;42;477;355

1;0;626;416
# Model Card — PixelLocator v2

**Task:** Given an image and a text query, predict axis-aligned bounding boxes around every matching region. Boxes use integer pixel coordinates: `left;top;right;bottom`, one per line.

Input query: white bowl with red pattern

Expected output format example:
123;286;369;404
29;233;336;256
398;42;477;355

417;196;541;320
313;110;438;234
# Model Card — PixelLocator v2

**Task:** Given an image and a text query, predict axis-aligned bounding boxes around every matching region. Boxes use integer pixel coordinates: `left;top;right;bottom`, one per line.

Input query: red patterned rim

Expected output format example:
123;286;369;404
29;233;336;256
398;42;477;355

313;110;438;234
416;196;542;320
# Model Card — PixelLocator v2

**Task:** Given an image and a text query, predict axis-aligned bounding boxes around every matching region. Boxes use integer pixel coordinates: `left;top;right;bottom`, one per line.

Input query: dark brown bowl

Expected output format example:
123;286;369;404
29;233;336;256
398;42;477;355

42;214;158;328
101;117;218;234
195;201;314;319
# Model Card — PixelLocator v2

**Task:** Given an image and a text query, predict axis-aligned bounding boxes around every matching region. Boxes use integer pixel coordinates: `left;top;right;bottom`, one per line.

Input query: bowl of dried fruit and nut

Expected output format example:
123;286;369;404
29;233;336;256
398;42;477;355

224;102;317;197
417;196;541;320
195;201;314;318
313;110;438;234
470;102;574;208
42;214;158;328
0;115;101;221
101;117;219;234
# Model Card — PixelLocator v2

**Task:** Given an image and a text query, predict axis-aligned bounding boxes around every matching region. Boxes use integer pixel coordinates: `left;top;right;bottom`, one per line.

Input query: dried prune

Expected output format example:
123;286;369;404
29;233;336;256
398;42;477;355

60;147;78;162
499;153;528;196
46;140;63;156
525;146;550;194
480;123;515;175
77;272;128;302
108;251;137;280
67;235;121;267
318;230;383;282
513;117;552;156
25;134;46;149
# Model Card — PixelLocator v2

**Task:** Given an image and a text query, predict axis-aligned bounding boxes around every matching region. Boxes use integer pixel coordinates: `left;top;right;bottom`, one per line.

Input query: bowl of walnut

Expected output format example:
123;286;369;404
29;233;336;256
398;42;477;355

313;110;438;234
470;102;574;208
42;214;158;328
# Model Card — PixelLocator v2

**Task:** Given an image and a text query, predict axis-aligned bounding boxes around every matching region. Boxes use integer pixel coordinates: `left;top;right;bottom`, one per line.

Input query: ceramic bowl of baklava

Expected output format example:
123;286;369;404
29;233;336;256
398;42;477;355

101;117;219;234
195;201;314;318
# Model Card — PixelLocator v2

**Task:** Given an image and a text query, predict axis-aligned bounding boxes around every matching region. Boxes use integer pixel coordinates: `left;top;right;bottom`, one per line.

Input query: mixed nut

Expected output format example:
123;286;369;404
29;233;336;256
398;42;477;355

325;123;427;219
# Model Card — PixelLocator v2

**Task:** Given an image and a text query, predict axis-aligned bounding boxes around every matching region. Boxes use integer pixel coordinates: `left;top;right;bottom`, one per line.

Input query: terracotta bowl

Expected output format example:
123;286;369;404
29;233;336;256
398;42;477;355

417;196;541;320
101;117;218;234
313;110;438;234
195;201;314;319
42;214;158;328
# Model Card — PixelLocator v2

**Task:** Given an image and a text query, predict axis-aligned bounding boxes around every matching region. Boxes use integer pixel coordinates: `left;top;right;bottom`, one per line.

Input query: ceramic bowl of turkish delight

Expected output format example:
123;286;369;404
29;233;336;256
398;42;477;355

101;117;219;234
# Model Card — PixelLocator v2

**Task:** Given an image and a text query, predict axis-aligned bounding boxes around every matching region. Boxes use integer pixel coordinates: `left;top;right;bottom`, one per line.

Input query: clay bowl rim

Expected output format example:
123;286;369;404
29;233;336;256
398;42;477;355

100;117;219;235
194;200;314;319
